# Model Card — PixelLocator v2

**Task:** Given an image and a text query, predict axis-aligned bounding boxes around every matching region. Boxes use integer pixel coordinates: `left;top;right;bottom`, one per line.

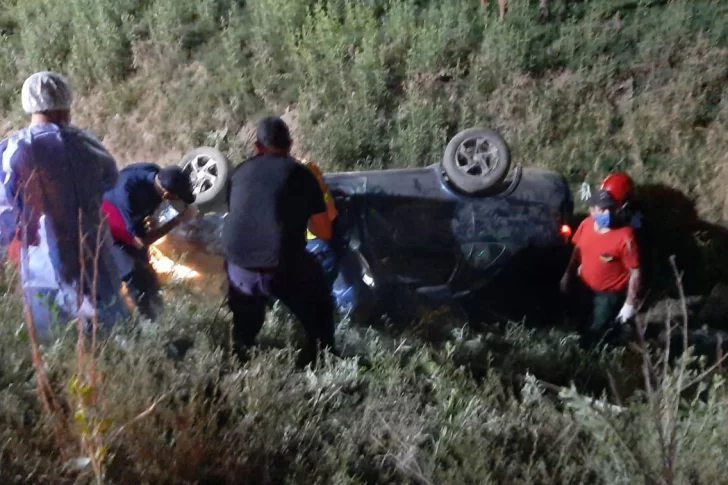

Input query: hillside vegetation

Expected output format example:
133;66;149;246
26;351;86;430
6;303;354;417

1;0;727;219
1;0;728;484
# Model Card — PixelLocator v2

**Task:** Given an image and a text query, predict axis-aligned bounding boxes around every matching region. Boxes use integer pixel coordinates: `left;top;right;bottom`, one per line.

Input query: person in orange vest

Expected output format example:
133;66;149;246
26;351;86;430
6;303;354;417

298;158;341;287
298;158;338;236
561;184;641;347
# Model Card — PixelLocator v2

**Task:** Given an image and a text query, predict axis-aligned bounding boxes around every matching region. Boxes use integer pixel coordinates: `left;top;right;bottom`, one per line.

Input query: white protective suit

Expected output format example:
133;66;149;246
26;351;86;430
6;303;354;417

0;122;131;342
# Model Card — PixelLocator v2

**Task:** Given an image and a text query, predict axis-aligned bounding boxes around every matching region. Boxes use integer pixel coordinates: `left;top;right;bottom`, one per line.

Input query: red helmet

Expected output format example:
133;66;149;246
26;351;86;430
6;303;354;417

600;172;634;207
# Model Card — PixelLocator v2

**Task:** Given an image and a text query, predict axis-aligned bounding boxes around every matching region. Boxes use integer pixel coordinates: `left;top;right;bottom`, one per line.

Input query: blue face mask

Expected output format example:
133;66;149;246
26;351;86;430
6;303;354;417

594;212;611;229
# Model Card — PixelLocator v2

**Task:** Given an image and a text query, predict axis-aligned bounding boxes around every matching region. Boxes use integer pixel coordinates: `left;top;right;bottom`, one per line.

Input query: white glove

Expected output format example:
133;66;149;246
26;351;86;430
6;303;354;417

616;303;636;323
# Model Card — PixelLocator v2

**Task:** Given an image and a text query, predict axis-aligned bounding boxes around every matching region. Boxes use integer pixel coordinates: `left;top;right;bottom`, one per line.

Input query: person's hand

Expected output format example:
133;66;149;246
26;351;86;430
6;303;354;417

616;303;636;323
180;205;199;223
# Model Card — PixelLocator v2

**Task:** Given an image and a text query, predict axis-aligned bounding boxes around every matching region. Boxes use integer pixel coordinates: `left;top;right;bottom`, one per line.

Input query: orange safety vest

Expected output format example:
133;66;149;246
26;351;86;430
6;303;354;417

298;158;338;240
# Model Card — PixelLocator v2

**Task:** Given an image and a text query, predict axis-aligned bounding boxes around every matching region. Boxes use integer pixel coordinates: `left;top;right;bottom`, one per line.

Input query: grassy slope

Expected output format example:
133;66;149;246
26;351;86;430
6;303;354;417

0;269;726;485
1;0;728;483
1;0;727;217
2;0;727;293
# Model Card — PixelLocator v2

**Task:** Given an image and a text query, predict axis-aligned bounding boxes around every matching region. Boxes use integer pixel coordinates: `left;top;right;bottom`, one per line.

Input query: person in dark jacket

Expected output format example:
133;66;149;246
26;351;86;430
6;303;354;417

222;116;336;367
102;163;197;321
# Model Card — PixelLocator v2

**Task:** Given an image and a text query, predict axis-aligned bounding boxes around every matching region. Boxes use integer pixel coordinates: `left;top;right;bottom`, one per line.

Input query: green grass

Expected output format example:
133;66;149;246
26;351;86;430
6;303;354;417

2;0;728;482
0;264;727;484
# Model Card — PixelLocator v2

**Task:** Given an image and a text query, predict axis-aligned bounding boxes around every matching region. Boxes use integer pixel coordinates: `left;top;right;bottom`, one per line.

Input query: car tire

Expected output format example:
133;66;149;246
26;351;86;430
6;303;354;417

442;128;511;195
178;147;231;209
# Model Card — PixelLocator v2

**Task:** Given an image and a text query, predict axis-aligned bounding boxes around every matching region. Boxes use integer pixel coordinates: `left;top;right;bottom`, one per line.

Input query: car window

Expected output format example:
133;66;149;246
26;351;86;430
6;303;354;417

364;195;458;285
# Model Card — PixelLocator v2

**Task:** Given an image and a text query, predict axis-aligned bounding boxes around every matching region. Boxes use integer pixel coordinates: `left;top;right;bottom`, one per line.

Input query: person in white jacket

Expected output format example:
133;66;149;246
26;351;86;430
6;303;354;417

0;71;130;343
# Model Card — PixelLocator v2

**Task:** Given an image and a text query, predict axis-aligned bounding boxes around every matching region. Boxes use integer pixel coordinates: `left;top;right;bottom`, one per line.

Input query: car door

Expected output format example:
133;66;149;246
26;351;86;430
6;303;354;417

362;193;460;290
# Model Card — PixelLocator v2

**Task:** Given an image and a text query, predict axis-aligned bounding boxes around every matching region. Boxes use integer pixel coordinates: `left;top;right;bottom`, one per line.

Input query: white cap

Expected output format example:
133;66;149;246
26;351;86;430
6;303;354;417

21;71;73;114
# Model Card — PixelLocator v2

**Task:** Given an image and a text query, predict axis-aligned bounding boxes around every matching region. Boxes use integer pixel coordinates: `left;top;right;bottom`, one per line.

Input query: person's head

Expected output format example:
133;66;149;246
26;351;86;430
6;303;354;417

589;189;618;230
154;166;196;205
600;171;634;210
254;116;293;155
21;71;73;126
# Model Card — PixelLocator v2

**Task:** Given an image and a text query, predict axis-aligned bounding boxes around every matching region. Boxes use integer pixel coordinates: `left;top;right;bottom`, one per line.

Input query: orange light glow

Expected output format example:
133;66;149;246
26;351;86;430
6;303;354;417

149;237;201;280
560;224;573;240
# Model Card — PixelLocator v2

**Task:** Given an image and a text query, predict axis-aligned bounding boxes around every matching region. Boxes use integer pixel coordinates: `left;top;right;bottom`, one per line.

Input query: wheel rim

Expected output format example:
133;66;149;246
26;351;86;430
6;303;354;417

182;154;221;196
455;137;500;178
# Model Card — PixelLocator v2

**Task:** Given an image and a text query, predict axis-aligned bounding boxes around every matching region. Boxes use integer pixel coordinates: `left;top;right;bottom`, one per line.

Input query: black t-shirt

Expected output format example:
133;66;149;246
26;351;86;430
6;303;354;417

222;153;327;268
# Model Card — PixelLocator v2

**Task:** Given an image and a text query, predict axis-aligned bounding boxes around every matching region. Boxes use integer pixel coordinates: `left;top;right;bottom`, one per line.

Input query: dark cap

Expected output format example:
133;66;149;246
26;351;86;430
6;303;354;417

590;189;617;210
256;116;291;150
158;166;195;205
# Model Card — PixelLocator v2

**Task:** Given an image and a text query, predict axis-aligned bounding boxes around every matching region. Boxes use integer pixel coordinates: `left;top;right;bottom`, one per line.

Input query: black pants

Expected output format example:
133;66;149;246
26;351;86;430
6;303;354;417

569;279;626;348
112;243;162;321
225;252;336;366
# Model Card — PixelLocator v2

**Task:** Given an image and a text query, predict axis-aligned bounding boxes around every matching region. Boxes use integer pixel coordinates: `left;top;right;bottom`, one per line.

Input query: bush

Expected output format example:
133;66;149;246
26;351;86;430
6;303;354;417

67;0;134;88
4;0;726;220
1;266;727;484
13;0;73;76
2;1;728;480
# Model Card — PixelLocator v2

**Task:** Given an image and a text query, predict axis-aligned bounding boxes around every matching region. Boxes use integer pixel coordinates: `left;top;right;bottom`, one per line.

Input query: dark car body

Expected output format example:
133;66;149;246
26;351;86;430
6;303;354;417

161;162;574;325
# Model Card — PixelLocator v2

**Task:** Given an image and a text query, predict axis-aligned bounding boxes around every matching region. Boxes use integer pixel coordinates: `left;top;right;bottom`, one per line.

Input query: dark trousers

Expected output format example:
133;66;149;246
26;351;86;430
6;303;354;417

225;251;336;366
570;279;626;348
111;243;162;321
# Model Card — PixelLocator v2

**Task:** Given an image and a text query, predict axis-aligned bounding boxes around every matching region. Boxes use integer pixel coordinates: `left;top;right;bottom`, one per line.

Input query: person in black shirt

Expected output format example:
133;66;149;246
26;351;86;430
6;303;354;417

222;116;335;367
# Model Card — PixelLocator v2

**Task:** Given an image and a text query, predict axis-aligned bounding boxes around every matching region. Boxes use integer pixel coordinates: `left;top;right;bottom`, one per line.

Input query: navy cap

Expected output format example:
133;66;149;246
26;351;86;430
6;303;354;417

158;166;195;205
590;189;617;210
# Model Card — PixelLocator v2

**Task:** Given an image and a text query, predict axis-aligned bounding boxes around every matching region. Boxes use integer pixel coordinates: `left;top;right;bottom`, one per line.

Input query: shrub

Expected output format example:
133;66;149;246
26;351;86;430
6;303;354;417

1;1;728;479
67;0;134;88
13;0;72;76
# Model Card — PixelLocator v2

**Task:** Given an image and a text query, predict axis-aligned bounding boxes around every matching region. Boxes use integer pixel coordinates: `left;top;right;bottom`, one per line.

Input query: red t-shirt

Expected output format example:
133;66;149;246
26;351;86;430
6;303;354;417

573;215;639;292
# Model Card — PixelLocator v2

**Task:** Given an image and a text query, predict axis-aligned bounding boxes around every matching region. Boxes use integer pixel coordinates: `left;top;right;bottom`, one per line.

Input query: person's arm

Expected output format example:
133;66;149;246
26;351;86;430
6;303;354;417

2;137;20;205
100;153;119;194
625;268;640;307
101;199;142;248
622;233;640;306
617;232;641;322
2;137;40;246
298;164;331;241
0;140;17;247
308;212;332;241
81;129;119;192
302;159;338;222
140;206;197;245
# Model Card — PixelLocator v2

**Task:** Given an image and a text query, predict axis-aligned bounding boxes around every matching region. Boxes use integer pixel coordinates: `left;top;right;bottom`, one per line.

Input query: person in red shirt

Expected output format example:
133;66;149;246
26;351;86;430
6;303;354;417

561;189;641;346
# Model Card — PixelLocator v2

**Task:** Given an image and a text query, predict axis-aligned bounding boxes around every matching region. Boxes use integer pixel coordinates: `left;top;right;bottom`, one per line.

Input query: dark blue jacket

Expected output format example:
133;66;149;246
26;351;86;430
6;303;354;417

103;163;163;239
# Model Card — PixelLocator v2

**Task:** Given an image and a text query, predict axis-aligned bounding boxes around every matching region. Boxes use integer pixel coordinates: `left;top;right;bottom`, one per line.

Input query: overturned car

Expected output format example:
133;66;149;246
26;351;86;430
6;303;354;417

153;128;575;325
